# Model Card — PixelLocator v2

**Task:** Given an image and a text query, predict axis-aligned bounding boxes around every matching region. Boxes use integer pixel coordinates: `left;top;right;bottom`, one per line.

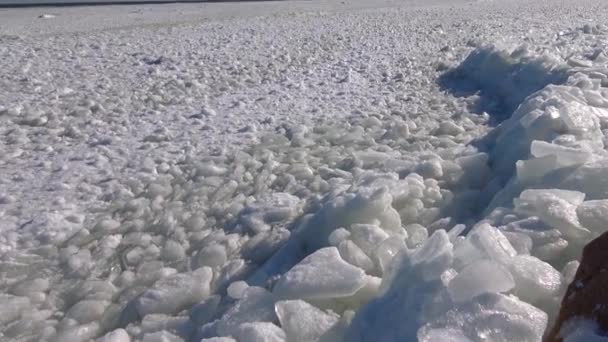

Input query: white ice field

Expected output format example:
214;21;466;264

1;0;608;341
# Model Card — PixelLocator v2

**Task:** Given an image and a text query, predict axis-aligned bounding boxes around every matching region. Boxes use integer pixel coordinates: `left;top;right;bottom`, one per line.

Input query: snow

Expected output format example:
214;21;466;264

2;0;608;341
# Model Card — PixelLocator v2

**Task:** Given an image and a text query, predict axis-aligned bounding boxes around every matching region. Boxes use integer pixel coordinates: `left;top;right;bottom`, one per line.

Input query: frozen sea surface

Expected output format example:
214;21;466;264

1;0;608;341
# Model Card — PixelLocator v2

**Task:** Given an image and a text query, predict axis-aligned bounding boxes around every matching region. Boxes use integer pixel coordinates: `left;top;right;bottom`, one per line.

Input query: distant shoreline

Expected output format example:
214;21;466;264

0;0;267;8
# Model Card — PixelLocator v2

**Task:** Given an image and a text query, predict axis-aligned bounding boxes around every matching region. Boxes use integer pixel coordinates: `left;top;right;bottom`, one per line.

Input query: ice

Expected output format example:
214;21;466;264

51;322;101;342
519;189;586;206
349;224;390;256
227;281;249;300
418;328;473;342
131;267;212;318
204;287;277;338
447;260;515;303
64;300;110;324
456;153;491;189
99;329;131;342
140;314;192;338
241;228;290;264
516;156;559;184
561;261;580;286
435;121;465;136
514;189;590;239
194;244;228;269
142;331;183;342
561;159;608;200
161;240;185;262
189;295;222;326
421;293;548;342
505;255;562;303
0;295;31;325
502;231;533;255
558;101;601;136
576;200;608;234
275;300;339;342
374;238;407;276
530;140;592;168
3;2;608;341
467;223;517;263
273;247;366;300
237;193;302;234
502;217;568;261
405;223;429;248
338;240;375;272
232;323;286;342
328;228;351;247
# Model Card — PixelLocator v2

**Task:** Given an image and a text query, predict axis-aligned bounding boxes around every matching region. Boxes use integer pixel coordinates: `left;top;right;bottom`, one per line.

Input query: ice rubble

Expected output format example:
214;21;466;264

2;20;608;342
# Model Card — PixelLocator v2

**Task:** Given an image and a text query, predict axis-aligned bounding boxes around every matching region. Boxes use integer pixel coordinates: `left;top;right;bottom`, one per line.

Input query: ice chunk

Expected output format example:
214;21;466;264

345;231;453;341
467;223;517;263
162;240;185;262
409;230;454;281
328;228;351;246
134;267;212;317
447;224;466;242
435;121;465;136
562;261;580;286
99;328;131;342
502;231;533;255
194;244;227;269
557;101;601;135
275;300;339;342
504;217;564;248
238;192;302;234
448;260;515;303
296;187;395;252
93;219;121;233
227;281;249;300
421;293;547;342
514;190;590;239
196;163;227;177
331;275;383;311
0;295;30;324
418;328;473;342
140;314;191;337
241;228;290;264
530;140;591;168
213;287;277;337
338;240;375;272
142;330;183;342
506;255;562;303
374;238;407;276
516;155;558;184
52;322;101;342
349;224;389;256
64;300;110;324
232;322;286;342
577;200;608;234
561;159;608;200
519;188;586;206
273;247;366;300
415;159;443;179
405;223;429;248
